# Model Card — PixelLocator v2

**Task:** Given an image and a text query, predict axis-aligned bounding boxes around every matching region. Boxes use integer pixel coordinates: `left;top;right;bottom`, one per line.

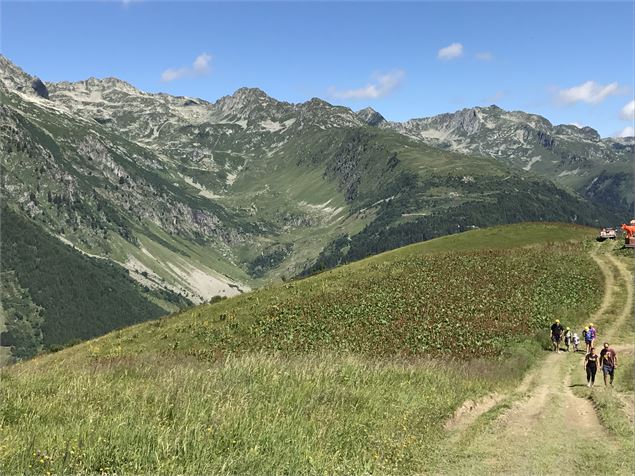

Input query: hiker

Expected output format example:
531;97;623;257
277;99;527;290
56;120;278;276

588;323;597;348
584;347;599;388
550;319;564;353
599;342;618;387
583;326;592;353
563;327;572;352
572;332;580;352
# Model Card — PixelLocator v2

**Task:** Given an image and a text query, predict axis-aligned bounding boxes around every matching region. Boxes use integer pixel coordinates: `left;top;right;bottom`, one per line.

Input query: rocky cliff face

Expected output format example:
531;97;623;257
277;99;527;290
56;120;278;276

30;78;49;99
356;107;386;127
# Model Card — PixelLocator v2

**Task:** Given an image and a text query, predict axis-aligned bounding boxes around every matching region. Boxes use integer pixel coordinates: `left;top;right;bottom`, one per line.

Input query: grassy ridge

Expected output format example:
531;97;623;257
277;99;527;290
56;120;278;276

178;247;597;358
0;223;605;474
71;223;601;361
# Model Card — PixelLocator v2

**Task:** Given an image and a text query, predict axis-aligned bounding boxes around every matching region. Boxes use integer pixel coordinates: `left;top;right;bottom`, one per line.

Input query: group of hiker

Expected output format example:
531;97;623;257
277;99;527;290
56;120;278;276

550;319;618;388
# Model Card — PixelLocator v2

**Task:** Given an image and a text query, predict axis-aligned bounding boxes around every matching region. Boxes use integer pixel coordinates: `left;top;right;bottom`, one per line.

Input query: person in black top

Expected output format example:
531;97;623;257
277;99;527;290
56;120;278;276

550;319;564;353
584;347;599;387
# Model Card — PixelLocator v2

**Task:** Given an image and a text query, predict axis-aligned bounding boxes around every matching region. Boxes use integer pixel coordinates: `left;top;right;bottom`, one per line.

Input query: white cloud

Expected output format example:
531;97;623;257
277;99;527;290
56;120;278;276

475;51;494;62
438;43;464;61
570;122;584;128
161;53;212;82
555;80;623;105
329;70;405;100
620;100;635;120
615;126;634;137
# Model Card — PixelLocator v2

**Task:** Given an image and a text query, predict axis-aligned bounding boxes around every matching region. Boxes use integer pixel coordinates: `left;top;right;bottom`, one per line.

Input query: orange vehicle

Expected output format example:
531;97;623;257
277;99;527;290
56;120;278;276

621;221;635;248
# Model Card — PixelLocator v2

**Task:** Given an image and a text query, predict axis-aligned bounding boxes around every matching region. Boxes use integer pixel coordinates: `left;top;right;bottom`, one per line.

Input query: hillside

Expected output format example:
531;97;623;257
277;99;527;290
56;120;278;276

0;207;189;360
74;223;602;359
4;223;631;475
375;105;634;212
0;54;627;358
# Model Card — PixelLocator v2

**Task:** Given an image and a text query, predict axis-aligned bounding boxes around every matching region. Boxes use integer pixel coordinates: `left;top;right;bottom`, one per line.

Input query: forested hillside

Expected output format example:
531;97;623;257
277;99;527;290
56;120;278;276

0;207;188;359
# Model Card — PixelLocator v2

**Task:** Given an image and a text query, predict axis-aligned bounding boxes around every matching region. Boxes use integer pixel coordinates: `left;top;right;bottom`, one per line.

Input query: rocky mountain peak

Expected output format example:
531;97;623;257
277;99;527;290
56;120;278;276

304;97;332;108
214;87;282;118
233;87;270;99
552;123;600;141
0;55;37;95
579;126;601;141
52;76;142;96
447;107;483;135
30;78;49;99
356;107;386;126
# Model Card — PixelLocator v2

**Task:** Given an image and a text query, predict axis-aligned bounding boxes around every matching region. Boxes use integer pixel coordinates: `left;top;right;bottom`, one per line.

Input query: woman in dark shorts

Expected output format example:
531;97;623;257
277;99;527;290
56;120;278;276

584;347;599;388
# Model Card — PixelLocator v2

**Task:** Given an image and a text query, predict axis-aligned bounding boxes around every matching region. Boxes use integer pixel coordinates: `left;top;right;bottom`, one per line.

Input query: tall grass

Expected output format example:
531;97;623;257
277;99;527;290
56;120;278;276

0;352;522;475
0;226;608;474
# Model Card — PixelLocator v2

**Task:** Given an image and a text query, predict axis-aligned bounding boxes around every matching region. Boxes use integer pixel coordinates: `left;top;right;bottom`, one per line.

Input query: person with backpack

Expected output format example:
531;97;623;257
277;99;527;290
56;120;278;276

599;342;618;387
588;323;597;348
563;327;572;352
583;326;592;354
550;319;564;353
584;347;599;388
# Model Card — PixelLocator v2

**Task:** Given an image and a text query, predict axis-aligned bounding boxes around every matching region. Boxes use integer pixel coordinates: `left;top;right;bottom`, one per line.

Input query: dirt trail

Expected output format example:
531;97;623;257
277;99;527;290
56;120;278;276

442;249;633;474
602;254;633;343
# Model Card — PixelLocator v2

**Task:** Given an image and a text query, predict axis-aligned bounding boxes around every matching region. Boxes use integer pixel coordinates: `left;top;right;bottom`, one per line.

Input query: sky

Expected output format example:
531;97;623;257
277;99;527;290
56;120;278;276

1;1;634;137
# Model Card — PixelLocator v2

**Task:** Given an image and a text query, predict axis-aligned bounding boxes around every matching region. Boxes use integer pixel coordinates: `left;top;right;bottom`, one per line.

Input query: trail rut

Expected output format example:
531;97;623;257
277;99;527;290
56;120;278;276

442;249;634;474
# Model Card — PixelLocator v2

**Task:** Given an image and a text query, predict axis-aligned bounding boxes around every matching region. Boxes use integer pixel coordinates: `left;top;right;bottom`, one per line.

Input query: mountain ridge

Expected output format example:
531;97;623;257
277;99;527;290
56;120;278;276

5;55;628;139
0;54;629;358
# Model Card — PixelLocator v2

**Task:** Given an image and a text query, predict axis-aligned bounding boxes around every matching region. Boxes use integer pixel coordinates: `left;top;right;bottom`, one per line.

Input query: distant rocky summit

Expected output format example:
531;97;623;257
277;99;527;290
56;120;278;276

30;77;48;99
356;107;386;126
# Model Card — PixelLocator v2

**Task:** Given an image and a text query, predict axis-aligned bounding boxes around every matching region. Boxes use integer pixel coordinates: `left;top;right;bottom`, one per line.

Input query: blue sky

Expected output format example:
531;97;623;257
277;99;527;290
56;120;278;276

2;1;634;137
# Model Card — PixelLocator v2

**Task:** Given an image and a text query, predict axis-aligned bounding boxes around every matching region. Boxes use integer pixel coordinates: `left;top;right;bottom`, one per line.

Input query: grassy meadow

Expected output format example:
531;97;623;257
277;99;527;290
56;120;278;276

2;352;532;474
0;223;608;474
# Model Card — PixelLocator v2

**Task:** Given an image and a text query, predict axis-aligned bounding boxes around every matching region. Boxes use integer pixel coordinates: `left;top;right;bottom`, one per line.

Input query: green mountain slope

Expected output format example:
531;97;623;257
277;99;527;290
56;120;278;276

376;105;634;212
0;223;608;474
0;207;188;359
66;222;602;358
0;55;626;355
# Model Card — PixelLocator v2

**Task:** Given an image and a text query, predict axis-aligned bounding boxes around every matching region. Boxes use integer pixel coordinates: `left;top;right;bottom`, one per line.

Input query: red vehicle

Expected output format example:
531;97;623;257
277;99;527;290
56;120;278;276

622;221;635;248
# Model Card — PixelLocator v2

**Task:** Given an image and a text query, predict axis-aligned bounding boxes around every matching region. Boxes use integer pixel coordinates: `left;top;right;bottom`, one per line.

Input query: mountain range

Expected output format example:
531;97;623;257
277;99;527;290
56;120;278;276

0;54;631;359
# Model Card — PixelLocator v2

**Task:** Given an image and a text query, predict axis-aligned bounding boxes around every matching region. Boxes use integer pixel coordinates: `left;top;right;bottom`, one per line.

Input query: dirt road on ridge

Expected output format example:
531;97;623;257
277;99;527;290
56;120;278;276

441;249;634;475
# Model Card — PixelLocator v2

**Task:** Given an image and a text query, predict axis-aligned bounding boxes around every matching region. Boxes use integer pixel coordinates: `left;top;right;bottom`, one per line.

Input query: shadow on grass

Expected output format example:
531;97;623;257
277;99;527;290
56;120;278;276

542;348;574;353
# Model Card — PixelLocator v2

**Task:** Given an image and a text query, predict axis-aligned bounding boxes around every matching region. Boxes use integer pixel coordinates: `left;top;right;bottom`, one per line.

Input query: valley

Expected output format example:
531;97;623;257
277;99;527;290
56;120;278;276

1;55;631;358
